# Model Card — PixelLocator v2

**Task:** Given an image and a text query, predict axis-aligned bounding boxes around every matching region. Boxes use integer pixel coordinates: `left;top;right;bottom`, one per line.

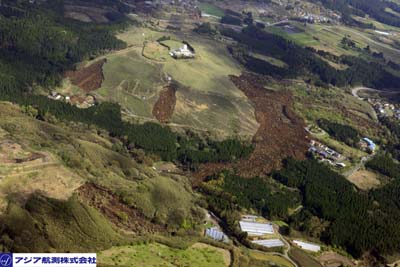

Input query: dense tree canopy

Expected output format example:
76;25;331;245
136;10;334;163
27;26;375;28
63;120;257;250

311;0;400;27
317;119;360;146
366;154;400;179
274;159;400;257
0;0;127;93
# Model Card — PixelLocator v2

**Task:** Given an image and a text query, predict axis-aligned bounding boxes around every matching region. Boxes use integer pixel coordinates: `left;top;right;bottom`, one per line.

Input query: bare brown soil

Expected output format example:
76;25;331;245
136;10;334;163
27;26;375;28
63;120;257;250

65;59;106;92
348;170;381;190
152;84;177;123
77;183;165;234
0;141;45;164
289;248;323;267
194;73;308;181
318;252;355;267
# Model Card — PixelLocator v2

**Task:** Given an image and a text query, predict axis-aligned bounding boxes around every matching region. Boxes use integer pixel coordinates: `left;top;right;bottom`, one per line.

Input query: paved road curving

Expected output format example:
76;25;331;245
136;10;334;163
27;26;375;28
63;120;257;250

351;86;379;120
351;86;380;99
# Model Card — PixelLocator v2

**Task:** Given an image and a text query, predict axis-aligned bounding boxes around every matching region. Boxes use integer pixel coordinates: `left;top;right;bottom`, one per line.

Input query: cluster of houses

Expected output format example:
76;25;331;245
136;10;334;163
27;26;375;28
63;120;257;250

366;98;400;120
296;13;331;23
48;92;96;109
358;137;376;153
169;44;195;59
309;140;346;168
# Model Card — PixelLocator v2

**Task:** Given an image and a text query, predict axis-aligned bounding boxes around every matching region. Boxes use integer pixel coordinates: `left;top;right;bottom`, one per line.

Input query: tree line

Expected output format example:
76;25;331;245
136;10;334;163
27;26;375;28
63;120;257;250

366;154;400;179
317;119;360;146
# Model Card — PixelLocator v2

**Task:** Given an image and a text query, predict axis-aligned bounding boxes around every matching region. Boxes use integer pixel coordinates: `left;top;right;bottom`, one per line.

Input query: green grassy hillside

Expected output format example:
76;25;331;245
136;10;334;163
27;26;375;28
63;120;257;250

0;102;203;251
0;195;123;252
90;27;259;139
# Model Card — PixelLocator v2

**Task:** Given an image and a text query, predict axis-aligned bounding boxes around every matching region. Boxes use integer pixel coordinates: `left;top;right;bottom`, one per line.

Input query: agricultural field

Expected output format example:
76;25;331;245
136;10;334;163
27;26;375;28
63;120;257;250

348;170;382;190
98;242;230;267
318;252;355;267
159;39;184;50
89;27;258;138
269;21;400;63
142;41;169;62
248;251;294;267
97;50;164;118
197;2;225;18
289;248;323;267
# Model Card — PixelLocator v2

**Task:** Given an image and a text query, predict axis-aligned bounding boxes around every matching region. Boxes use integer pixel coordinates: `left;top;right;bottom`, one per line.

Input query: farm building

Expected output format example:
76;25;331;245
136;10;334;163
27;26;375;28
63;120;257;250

239;221;274;236
361;137;376;152
205;227;229;242
252;239;285;248
242;215;258;222
293;240;321;252
169;44;195;59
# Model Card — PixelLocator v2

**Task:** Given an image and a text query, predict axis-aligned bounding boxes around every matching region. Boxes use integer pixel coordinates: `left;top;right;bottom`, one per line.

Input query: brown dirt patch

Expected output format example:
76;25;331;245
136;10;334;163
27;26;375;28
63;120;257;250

289;248;323;267
194;73;308;181
65;59;106;92
152;84;177;123
348;170;381;190
0;140;45;164
318;252;355;267
77;183;165;234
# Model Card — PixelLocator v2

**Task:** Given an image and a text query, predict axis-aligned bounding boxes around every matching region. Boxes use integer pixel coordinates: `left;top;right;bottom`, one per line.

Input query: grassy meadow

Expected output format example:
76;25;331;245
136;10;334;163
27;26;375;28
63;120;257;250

98;243;230;267
268;21;400;63
248;251;295;267
197;2;225;17
92;27;258;138
0;101;202;252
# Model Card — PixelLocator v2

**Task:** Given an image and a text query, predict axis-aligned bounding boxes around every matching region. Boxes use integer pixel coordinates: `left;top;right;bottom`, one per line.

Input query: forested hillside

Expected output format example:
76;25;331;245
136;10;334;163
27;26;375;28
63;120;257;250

2;0;400;264
0;0;127;93
274;159;400;257
311;0;400;27
223;25;400;89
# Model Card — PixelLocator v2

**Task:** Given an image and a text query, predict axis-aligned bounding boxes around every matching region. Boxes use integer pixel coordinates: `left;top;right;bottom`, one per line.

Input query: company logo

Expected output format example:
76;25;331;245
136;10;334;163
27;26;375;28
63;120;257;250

0;254;12;267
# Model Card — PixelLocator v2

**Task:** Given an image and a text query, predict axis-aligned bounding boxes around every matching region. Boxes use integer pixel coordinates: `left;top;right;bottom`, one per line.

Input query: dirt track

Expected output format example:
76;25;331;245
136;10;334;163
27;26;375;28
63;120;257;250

65;59;106;92
194;73;309;180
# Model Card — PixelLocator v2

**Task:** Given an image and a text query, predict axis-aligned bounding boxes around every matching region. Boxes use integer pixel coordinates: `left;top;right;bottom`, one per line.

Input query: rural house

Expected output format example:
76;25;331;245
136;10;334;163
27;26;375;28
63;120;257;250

169;44;195;59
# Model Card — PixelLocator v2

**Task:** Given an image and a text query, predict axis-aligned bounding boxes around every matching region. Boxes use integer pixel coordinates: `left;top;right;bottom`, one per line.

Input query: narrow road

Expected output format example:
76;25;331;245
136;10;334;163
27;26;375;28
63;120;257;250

351;86;378;121
351;86;380;99
279;235;298;267
342;154;372;178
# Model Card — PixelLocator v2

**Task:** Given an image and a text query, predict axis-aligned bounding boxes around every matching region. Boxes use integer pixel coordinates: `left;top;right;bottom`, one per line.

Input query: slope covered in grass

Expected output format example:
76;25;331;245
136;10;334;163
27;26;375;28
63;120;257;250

0;101;204;250
0;195;123;252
